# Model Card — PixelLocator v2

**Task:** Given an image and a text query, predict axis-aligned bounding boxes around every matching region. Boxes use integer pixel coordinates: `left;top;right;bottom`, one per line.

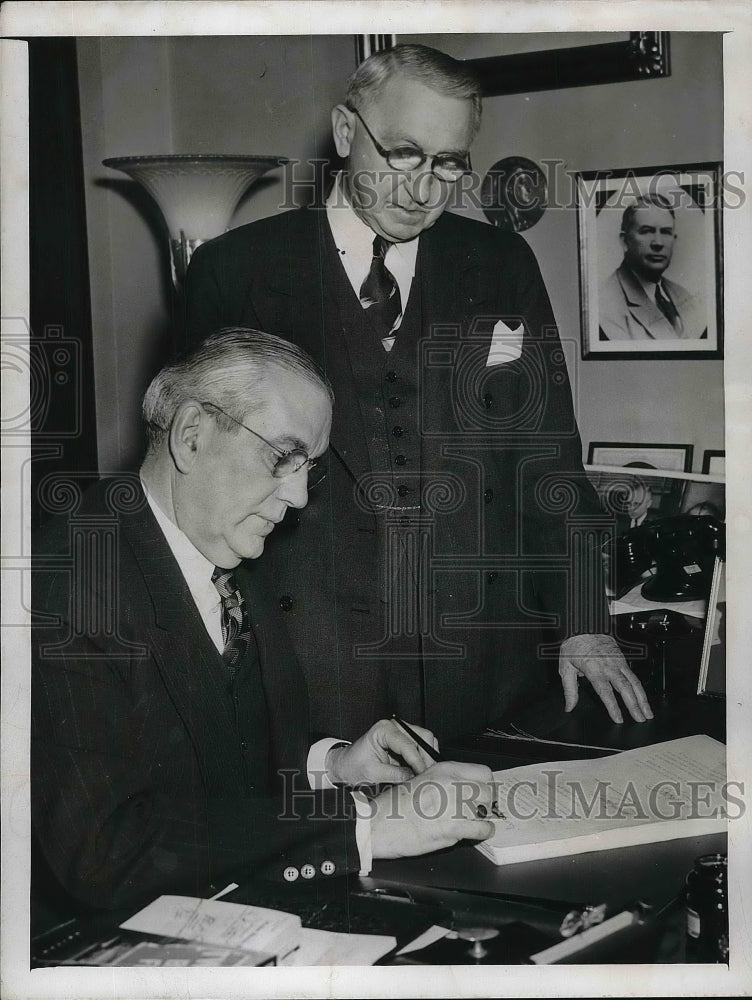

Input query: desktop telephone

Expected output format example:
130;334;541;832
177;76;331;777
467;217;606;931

608;515;724;602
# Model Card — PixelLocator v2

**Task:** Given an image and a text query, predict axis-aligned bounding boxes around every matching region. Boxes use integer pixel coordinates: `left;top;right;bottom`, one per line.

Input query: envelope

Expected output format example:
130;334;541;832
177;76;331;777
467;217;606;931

486;319;524;367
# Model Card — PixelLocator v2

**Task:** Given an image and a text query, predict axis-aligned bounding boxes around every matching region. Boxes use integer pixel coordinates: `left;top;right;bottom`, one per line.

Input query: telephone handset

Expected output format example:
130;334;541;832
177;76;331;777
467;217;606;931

609;515;724;602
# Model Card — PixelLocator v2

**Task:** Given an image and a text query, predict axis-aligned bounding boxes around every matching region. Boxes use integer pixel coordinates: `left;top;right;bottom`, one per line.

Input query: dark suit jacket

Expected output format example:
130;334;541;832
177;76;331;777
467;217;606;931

184;207;611;741
599;263;706;341
31;478;358;913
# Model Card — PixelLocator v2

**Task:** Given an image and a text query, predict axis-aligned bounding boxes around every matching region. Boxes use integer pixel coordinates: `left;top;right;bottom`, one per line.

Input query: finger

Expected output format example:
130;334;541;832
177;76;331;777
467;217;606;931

622;667;653;719
382;724;431;774
437;761;493;783
559;662;579;713
452;818;496;842
607;671;646;723
371;763;415;784
405;722;438;748
589;676;624;724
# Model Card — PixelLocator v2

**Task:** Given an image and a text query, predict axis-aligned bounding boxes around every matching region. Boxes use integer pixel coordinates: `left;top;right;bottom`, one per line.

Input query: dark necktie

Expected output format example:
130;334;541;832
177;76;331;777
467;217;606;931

211;567;251;675
359;235;402;340
655;282;680;330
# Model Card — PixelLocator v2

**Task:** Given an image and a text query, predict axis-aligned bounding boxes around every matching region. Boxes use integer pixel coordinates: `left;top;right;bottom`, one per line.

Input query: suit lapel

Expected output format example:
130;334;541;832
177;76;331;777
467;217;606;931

121;493;248;793
617;264;675;338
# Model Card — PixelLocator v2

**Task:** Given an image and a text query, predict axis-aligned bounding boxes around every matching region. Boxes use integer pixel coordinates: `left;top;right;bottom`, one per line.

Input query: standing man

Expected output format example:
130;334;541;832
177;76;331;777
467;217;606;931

599;193;706;341
32;329;494;915
185;44;652;742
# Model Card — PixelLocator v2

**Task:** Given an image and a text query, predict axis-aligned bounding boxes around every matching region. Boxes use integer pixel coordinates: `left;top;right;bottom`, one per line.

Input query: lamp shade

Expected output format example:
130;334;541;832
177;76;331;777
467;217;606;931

103;154;288;286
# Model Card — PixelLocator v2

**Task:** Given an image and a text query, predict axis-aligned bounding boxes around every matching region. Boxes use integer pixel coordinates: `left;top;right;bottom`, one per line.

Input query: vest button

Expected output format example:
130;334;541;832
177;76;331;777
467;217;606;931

389;396;401;408
397;485;411;497
395;454;407;466
488;572;498;584
279;595;294;612
386;371;398;382
484;489;494;504
483;393;494;410
392;426;404;438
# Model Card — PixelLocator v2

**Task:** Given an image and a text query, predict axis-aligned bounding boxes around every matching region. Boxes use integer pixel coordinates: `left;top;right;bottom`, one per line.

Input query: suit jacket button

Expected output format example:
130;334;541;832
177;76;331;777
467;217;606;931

389;396;402;408
283;866;299;882
279;595;294;612
392;426;404;438
395;454;407;466
484;489;494;503
483;393;494;410
386;371;398;383
397;485;410;497
301;864;316;879
321;860;335;876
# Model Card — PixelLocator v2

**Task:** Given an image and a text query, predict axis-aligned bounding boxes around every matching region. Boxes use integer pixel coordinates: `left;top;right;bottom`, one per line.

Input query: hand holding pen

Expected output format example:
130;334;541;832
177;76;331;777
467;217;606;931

392;715;505;819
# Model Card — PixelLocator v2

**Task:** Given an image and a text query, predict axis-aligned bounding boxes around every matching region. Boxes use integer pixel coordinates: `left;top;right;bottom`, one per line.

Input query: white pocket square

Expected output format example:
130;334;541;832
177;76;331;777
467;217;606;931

485;320;524;367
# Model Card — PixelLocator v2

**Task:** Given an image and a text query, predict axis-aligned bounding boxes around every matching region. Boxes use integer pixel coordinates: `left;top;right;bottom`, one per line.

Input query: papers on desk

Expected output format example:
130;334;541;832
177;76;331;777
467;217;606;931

120;895;300;961
120;894;396;966
476;735;727;866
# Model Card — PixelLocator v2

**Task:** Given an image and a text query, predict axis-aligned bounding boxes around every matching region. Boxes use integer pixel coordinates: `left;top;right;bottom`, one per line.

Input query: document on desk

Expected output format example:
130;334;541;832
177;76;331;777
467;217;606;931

120;895;301;960
477;735;728;866
120;895;397;966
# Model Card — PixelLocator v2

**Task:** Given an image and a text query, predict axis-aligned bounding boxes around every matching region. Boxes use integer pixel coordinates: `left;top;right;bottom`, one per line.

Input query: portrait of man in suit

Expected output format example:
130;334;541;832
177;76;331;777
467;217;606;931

599;193;707;342
185;43;652;743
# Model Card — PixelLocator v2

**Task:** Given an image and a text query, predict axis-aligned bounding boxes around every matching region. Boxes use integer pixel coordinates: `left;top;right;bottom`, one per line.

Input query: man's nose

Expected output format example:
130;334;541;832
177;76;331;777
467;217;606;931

276;469;310;509
407;164;441;207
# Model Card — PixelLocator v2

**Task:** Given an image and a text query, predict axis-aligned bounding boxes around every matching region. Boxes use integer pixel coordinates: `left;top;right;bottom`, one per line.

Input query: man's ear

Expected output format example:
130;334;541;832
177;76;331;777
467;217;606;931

331;103;356;158
169;401;206;474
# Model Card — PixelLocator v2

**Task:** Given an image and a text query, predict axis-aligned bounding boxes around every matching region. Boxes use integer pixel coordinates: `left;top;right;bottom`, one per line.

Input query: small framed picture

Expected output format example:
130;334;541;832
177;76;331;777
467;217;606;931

587;441;693;473
697;557;726;698
576;162;723;359
702;449;725;476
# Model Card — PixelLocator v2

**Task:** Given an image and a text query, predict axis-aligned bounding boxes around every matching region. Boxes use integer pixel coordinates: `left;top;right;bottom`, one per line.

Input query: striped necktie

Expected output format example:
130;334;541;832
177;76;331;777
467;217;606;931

655;282;681;331
211;567;251;675
359;235;402;340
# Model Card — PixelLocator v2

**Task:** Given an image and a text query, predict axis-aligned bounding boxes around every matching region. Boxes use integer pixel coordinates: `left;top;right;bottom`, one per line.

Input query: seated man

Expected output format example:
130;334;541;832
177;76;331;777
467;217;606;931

31;328;494;915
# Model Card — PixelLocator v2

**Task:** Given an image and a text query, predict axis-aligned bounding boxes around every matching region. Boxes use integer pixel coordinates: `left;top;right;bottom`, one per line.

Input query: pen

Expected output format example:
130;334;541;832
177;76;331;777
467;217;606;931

391;714;442;762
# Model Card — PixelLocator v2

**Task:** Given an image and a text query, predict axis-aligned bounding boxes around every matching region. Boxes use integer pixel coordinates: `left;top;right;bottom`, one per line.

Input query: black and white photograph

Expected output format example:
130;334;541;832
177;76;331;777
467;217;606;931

577;162;723;359
1;4;750;999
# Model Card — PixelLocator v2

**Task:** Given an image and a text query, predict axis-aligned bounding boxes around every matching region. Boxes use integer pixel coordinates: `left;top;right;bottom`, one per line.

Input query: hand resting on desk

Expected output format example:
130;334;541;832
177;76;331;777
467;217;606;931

370;761;496;859
559;633;654;725
326;718;438;786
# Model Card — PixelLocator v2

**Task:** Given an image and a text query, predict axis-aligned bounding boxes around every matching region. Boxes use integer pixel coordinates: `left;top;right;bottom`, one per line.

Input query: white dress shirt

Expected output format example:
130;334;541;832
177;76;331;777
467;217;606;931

326;173;419;351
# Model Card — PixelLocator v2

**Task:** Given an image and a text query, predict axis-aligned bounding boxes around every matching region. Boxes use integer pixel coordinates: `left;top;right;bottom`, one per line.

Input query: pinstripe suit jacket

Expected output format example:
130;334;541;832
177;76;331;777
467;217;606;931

31;478;358;912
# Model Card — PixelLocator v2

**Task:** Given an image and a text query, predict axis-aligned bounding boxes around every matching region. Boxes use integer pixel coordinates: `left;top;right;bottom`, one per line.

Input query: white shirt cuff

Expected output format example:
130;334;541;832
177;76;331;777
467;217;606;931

350;790;374;876
306;737;351;790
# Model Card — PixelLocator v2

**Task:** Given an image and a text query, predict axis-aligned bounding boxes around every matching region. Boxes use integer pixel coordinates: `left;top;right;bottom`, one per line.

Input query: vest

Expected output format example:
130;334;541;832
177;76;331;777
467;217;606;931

215;618;271;796
321;229;427;722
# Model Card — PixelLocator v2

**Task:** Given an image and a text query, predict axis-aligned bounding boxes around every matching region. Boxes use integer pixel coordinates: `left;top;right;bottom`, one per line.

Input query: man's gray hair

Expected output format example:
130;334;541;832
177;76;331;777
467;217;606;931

621;193;676;234
142;328;333;451
346;43;482;138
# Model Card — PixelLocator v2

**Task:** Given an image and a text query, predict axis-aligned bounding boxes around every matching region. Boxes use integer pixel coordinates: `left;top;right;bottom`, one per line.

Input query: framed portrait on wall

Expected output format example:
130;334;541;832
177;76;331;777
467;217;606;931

576;162;723;359
587;441;693;472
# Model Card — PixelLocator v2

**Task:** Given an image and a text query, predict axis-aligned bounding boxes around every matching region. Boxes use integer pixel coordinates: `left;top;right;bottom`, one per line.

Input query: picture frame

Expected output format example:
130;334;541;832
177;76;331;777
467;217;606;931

587;441;693;472
702;449;725;476
356;33;671;96
576;162;723;359
696;557;726;698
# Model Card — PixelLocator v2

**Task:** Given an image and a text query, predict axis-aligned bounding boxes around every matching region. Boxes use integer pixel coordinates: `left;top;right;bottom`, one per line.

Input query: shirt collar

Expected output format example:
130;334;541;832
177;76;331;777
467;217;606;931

141;476;218;591
326;171;419;265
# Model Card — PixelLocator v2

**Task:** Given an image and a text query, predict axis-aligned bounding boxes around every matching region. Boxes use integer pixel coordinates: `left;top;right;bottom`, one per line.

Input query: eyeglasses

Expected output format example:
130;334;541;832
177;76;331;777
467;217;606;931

200;401;326;487
347;104;471;183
